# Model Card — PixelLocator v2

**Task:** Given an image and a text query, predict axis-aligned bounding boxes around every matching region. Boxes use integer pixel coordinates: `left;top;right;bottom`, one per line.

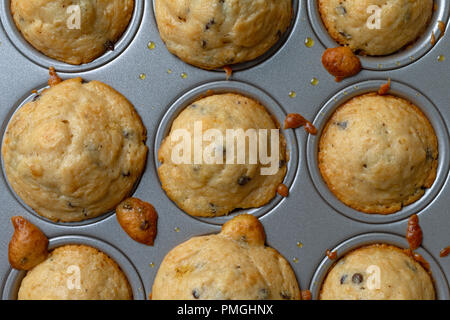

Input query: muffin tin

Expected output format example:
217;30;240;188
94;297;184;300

0;0;449;300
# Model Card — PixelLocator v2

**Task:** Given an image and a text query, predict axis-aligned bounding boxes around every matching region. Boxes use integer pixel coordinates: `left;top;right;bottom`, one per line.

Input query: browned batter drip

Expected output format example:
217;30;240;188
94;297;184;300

407;214;423;251
277;183;289;197
440;246;450;258
284;113;317;135
48;67;62;87
326;249;337;260
301;290;312;300
378;79;391;96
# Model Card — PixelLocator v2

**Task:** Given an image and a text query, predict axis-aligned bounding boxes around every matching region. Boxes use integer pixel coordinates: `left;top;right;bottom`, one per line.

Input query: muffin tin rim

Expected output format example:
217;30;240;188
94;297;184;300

306;79;450;224
309;232;450;300
307;0;450;71
1;234;146;300
0;0;145;73
152;79;300;226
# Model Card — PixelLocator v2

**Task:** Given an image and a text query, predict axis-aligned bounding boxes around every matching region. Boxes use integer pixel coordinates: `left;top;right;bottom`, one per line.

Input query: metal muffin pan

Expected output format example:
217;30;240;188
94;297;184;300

0;0;449;300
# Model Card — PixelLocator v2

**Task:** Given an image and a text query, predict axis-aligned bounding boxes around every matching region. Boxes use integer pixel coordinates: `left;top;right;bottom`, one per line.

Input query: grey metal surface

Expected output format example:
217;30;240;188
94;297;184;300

0;0;448;300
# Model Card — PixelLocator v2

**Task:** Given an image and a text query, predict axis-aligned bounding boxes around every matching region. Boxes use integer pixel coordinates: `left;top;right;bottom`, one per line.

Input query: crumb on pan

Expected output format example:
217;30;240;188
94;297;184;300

116;198;158;246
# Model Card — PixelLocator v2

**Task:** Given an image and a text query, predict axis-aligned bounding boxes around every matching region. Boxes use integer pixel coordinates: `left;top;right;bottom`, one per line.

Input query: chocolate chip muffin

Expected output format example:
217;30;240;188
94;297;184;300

152;214;301;300
11;0;134;64
154;0;293;69
318;0;433;55
318;93;438;214
320;244;435;300
2;78;147;222
157;93;287;217
18;245;132;300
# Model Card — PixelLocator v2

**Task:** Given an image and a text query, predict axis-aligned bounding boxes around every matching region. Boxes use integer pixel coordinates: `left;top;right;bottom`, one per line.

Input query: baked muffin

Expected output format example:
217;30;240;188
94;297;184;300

157;93;287;217
318;0;433;55
320;244;435;300
318;93;437;214
2;78;148;222
11;0;134;64
154;0;292;69
152;214;301;300
18;245;132;300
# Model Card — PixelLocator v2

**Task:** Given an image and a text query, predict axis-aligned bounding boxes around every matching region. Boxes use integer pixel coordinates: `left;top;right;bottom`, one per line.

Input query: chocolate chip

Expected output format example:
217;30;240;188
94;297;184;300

205;19;215;30
192;289;200;299
32;94;40;101
104;40;115;51
237;175;251;186
279;159;286;168
209;203;217;214
426;147;434;160
339;31;352;40
122;129;131;139
280;291;291;300
259;288;269;299
335;121;348;130
68;202;75;208
201;40;207;48
340;274;348;284
352;273;363;284
122;171;131;177
336;5;347;15
405;261;417;272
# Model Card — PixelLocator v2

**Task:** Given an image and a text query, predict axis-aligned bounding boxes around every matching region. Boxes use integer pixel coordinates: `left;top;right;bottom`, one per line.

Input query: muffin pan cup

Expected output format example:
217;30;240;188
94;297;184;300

309;233;450;300
307;0;450;71
1;235;146;300
0;0;449;299
0;0;145;73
